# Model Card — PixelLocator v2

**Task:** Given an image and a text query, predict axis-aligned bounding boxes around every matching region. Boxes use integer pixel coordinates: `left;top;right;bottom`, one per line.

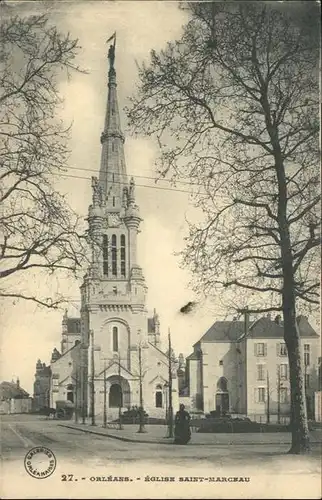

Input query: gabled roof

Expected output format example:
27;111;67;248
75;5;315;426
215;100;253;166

196;315;319;344
296;315;320;338
246;315;319;339
51;342;80;365
199;321;244;343
97;360;133;378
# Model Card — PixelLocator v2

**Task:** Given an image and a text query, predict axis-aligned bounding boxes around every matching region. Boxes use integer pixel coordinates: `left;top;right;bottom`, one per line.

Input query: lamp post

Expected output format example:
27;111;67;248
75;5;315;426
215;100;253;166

103;360;107;429
137;343;146;433
168;329;173;439
74;369;79;424
90;329;95;426
164;382;168;425
118;353;123;430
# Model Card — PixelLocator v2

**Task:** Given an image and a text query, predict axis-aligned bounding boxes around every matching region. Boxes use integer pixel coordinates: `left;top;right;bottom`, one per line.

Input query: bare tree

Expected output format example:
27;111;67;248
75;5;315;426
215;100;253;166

0;13;87;308
128;2;320;453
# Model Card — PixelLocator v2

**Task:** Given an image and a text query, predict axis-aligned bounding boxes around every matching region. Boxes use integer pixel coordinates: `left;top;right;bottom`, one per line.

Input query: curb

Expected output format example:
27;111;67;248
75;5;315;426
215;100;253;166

59;424;321;446
58;424;171;445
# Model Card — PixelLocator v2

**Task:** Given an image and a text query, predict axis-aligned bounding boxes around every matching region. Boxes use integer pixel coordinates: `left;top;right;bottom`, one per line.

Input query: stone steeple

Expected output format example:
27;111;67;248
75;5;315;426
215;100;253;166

86;38;145;295
98;39;127;210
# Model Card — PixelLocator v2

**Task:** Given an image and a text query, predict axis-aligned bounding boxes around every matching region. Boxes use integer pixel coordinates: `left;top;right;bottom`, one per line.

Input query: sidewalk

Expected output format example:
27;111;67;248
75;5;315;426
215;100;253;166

59;421;322;446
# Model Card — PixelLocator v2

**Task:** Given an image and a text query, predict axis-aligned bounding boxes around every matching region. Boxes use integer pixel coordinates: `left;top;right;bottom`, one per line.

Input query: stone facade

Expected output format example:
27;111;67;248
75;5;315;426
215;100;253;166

185;315;321;421
43;43;180;420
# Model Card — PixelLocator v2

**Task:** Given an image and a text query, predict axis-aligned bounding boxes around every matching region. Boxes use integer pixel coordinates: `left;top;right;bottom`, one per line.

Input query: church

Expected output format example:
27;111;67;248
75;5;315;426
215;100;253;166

37;41;182;421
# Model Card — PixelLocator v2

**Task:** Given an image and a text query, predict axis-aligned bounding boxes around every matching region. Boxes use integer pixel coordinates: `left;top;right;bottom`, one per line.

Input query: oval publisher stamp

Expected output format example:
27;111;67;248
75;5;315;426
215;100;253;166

24;446;57;479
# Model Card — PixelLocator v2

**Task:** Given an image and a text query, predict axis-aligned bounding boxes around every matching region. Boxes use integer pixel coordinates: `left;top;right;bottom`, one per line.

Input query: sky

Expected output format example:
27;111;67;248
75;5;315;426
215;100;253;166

1;0;221;394
1;0;320;395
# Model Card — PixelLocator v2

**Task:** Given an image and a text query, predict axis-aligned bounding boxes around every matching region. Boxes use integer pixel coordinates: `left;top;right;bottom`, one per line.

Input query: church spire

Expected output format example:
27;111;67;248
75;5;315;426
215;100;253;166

99;34;127;209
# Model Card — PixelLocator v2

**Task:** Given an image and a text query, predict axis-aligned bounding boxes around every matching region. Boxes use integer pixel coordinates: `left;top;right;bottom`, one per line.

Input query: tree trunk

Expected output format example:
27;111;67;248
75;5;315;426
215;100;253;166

284;309;310;453
265;103;310;454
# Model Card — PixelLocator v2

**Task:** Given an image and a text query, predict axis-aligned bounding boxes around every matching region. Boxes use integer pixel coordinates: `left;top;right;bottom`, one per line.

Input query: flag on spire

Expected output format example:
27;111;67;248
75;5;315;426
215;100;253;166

106;32;116;46
107;32;116;69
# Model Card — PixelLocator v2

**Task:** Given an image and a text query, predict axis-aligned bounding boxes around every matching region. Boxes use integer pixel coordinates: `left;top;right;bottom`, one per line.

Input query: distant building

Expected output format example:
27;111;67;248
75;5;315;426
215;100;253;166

33;360;51;411
0;379;32;414
185;314;320;422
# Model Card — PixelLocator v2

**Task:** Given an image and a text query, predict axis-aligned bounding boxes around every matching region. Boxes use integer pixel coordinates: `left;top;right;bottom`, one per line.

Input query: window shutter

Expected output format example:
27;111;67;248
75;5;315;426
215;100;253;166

254;388;258;403
264;344;267;357
276;343;280;357
254;343;257;356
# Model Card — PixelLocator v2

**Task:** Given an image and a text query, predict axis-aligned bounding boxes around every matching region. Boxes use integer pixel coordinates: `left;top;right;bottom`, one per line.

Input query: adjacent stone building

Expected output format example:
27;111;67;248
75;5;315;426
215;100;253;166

185;314;320;422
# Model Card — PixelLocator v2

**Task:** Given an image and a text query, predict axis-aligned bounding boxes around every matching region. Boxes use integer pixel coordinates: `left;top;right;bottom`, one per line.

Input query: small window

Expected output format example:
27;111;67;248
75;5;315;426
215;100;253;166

257;364;265;381
280;387;288;403
112;142;115;152
305;374;310;388
278;343;287;356
112;173;115;183
304;344;310;366
112;196;115;207
255;343;266;357
279;364;288;380
112;326;118;352
256;388;266;403
219;360;223;366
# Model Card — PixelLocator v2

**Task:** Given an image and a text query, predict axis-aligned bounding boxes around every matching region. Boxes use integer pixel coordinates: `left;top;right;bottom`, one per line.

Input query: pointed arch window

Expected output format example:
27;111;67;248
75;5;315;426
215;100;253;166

112;326;118;352
120;234;126;276
103;235;108;275
111;234;117;275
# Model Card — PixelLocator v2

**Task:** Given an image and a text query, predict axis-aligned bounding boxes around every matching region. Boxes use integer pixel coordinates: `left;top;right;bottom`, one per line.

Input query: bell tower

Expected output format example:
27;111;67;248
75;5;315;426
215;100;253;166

80;38;148;417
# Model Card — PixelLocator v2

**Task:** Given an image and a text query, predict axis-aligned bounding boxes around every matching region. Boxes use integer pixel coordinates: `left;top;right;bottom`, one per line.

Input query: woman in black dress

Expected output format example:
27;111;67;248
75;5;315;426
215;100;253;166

174;404;191;444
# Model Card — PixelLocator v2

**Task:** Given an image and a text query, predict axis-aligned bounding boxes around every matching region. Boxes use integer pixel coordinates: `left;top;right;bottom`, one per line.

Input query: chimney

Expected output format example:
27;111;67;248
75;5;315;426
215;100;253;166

274;314;282;325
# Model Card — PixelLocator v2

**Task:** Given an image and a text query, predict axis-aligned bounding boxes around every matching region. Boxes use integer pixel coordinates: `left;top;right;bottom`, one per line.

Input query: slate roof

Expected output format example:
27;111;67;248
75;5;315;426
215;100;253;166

247;315;319;339
186;351;200;360
198;321;244;343
51;342;80;365
195;315;319;345
0;381;29;400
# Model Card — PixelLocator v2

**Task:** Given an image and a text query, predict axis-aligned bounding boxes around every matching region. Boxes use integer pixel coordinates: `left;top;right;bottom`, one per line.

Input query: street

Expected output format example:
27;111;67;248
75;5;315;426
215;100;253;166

1;414;321;499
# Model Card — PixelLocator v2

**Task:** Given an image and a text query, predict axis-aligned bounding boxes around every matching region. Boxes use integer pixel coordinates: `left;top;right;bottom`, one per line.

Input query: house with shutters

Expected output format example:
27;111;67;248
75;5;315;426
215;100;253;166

185;314;320;422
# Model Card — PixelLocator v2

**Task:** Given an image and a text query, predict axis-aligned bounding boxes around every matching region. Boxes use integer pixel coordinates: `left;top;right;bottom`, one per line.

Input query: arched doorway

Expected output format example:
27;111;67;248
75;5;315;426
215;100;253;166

215;377;229;415
109;384;123;408
67;384;74;403
155;391;163;408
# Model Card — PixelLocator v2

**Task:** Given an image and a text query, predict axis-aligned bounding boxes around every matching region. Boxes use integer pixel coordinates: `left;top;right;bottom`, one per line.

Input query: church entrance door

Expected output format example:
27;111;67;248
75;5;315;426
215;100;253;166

109;384;123;408
215;393;229;416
